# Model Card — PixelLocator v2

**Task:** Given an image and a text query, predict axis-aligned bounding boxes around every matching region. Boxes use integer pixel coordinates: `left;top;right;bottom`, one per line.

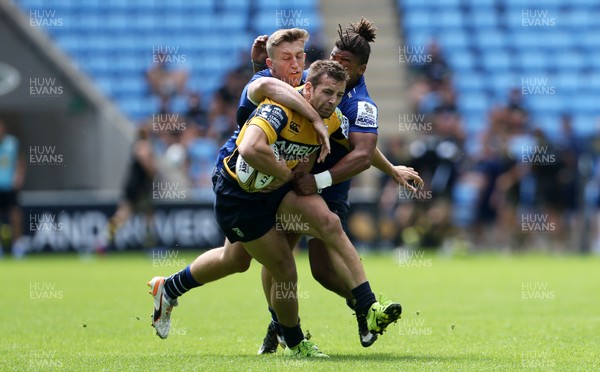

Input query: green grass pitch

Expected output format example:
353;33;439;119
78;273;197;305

1;251;598;371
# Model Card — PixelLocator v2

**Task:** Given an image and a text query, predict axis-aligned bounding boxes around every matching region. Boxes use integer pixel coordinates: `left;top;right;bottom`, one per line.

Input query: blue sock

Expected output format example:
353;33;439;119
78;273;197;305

164;266;202;301
351;281;376;317
280;323;304;349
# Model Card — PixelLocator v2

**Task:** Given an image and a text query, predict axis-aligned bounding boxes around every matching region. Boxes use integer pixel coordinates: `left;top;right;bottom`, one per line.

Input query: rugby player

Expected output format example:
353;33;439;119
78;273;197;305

211;60;355;357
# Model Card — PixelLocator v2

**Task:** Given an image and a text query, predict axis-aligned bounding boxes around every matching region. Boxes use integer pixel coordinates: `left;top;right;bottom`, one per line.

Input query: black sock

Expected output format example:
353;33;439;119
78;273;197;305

280;323;304;349
268;307;283;335
268;307;279;323
164;265;202;301
346;298;357;311
351;281;376;317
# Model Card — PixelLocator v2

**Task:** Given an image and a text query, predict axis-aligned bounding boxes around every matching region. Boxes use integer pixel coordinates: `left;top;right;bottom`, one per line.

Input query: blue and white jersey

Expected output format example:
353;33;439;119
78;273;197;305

0;135;19;191
312;75;378;201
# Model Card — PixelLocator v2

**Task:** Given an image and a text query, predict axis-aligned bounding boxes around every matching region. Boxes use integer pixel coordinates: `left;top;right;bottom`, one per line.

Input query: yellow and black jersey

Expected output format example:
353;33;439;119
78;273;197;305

223;96;349;180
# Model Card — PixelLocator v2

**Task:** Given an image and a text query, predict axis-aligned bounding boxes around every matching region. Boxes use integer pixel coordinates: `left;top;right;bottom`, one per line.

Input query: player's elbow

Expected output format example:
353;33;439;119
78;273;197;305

237;142;256;160
356;150;373;172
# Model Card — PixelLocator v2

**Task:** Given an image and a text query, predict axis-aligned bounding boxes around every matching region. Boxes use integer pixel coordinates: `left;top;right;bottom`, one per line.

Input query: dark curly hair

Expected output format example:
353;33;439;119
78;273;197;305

334;17;377;65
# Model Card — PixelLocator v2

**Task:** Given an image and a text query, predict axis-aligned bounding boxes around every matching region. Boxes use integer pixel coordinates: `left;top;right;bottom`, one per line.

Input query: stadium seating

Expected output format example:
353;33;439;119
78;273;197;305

16;0;322;121
398;0;600;136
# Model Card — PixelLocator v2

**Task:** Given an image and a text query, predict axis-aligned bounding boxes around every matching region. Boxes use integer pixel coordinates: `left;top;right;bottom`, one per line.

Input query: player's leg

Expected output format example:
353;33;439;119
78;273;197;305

279;191;402;338
258;232;301;354
148;239;253;339
307;198;354;299
9;195;26;258
244;227;326;358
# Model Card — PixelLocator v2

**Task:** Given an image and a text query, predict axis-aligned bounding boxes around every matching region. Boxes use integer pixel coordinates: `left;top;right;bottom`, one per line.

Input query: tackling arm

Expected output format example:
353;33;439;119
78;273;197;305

371;147;424;191
238;125;292;182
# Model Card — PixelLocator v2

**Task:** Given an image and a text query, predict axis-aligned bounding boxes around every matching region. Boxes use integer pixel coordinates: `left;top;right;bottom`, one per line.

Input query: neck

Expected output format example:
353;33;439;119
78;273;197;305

347;75;361;90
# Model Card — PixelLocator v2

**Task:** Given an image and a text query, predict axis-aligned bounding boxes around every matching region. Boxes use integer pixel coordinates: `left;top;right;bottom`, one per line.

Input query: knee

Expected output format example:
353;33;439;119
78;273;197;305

271;257;297;283
224;246;252;273
318;211;343;238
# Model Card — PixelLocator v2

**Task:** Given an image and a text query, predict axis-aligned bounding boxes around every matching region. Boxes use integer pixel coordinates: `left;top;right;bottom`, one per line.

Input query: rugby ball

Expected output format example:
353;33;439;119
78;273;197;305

236;144;281;192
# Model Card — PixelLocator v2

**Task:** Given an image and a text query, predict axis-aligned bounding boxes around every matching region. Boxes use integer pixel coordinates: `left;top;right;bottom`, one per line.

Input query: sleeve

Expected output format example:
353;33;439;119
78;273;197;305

236;71;271;127
349;100;378;134
330;109;350;148
247;101;289;145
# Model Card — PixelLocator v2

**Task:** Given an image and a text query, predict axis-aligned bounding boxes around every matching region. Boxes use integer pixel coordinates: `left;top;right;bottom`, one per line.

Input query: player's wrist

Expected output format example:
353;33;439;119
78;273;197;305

251;60;267;68
314;170;332;190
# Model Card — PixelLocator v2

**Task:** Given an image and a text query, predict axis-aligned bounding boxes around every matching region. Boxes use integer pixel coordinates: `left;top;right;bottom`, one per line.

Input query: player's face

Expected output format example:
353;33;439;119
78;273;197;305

307;75;346;118
330;47;365;83
268;40;305;87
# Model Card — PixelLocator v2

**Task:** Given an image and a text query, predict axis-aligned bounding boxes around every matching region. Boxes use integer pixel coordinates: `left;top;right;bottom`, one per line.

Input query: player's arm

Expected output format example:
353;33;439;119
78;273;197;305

329;131;377;183
13;147;26;190
293;131;376;195
251;35;269;73
247;78;330;162
371;147;424;191
248;78;322;128
238;125;292;182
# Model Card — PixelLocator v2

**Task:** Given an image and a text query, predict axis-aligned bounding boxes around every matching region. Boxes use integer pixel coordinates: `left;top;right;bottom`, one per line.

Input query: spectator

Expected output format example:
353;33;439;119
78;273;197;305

146;52;189;104
0;119;26;258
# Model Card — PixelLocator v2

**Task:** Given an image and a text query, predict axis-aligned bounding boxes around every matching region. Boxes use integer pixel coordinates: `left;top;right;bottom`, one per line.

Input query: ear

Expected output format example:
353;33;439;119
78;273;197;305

303;81;313;100
266;58;274;69
358;64;367;75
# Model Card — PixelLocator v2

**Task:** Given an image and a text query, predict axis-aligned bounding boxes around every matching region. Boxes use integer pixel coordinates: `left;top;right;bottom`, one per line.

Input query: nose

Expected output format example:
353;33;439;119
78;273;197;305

291;57;299;69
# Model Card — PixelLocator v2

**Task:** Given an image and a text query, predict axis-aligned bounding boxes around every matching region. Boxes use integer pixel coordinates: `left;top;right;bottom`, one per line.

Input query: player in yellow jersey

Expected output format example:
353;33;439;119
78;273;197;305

210;60;348;358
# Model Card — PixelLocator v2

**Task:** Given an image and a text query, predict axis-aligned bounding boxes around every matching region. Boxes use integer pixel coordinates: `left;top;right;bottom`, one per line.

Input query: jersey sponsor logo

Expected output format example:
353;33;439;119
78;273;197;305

288;121;300;134
257;104;287;131
341;115;349;139
355;101;378;128
275;140;319;159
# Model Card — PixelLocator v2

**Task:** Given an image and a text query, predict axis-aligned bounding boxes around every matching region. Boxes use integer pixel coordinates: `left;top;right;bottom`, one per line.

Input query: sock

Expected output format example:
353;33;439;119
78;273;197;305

346;298;357;311
164;265;202;301
268;307;279;323
268;307;283;336
280;323;304;349
351;281;376;317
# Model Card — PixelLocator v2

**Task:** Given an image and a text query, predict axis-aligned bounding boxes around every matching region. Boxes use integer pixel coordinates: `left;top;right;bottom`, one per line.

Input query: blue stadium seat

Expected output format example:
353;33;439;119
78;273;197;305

469;9;499;29
457;92;489;113
403;10;433;31
453;72;484;92
437;10;464;29
446;49;475;72
438;31;469;50
553;50;586;72
481;49;512;72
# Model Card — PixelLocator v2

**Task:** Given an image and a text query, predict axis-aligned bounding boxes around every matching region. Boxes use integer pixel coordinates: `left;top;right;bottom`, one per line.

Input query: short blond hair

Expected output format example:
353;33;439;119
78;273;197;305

266;28;309;58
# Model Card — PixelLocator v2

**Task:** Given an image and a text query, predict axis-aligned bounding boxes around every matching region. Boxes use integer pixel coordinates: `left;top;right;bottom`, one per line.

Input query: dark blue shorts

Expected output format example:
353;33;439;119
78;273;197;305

212;169;292;243
320;183;350;233
322;197;350;233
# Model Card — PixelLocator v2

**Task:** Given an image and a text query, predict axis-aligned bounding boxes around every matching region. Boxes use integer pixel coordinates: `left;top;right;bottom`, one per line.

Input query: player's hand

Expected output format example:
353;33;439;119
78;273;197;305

292;172;318;196
390;165;424;192
251;35;269;66
313;120;330;163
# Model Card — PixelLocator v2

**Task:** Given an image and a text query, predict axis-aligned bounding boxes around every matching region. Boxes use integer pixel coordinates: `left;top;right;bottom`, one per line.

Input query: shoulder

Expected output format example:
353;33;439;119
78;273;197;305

253;99;291;131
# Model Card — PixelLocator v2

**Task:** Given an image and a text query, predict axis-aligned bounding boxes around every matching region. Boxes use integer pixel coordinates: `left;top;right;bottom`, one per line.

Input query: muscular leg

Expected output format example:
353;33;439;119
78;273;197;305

278;191;367;293
189;238;252;284
308;238;353;299
243;227;299;328
261;232;302;310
